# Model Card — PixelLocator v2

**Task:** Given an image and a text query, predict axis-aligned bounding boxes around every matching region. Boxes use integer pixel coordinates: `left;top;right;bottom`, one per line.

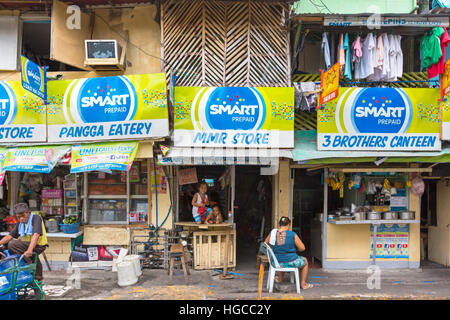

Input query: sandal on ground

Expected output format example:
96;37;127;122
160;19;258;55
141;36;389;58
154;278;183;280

301;283;314;289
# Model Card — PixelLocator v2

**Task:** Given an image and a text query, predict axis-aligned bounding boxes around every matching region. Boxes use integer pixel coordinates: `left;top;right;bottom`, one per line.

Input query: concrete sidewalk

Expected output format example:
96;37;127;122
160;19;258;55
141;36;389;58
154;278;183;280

40;261;450;300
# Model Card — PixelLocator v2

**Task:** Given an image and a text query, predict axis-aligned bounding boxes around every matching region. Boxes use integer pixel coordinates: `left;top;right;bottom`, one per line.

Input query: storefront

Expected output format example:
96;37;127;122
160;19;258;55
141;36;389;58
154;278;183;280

0;72;170;269
290;86;446;269
159;85;295;269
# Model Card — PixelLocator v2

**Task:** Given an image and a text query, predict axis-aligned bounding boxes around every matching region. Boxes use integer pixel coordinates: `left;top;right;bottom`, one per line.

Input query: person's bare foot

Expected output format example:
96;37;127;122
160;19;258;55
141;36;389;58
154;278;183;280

301;283;314;289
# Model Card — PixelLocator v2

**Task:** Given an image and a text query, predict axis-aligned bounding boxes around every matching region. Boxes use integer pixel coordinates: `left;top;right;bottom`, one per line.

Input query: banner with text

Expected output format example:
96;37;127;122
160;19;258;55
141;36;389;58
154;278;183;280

174;86;294;148
317;87;441;151
0;80;46;143
47;73;168;143
2;145;71;173
70;141;138;173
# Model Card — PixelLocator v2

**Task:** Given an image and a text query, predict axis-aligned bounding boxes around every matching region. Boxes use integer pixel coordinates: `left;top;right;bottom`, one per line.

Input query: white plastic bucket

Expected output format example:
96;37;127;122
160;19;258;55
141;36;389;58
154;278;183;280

117;261;138;287
124;255;142;277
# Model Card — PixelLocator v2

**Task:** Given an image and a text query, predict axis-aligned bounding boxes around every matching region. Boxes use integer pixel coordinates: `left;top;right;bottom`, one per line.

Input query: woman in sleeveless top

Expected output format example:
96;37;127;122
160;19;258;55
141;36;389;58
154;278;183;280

264;216;313;289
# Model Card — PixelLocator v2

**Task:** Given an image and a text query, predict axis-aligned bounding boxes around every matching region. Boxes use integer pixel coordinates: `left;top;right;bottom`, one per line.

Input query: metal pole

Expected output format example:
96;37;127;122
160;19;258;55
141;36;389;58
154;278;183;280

322;168;328;266
372;224;378;265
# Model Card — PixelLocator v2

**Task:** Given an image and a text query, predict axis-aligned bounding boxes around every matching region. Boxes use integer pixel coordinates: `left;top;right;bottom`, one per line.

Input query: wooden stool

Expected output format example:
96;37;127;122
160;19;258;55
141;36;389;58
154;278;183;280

169;244;190;282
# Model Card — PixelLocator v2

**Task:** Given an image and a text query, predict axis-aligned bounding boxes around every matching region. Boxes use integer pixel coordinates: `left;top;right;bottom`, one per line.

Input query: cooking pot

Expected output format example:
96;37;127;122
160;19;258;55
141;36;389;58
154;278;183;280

45;218;60;233
399;211;415;220
353;212;366;221
382;211;398;220
367;211;381;220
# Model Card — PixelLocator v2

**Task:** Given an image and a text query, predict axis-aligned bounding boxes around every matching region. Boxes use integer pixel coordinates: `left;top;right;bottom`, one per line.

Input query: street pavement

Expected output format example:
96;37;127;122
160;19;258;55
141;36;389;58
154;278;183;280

40;260;450;300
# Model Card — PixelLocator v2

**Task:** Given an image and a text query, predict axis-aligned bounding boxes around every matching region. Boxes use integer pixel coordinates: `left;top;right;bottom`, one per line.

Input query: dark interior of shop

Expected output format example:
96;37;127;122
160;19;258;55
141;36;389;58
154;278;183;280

177;165;273;269
293;169;325;267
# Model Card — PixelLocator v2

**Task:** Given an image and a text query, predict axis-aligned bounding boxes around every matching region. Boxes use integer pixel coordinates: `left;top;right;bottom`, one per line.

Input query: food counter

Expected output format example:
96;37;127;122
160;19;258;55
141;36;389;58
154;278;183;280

321;170;422;269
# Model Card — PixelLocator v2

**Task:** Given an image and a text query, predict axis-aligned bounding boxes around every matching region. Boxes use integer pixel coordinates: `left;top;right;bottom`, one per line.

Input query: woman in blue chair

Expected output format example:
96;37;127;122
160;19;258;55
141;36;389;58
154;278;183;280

264;216;313;289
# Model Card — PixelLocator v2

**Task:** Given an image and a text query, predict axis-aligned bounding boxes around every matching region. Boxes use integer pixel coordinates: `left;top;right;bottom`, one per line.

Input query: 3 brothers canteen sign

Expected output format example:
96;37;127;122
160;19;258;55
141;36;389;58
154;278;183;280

47;73;168;142
0;80;46;143
317;87;441;151
174;87;294;148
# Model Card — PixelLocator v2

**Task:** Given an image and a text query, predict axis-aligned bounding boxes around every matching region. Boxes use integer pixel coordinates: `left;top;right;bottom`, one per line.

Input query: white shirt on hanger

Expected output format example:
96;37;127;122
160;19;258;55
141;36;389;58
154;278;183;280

356;33;376;79
387;34;398;81
395;35;403;79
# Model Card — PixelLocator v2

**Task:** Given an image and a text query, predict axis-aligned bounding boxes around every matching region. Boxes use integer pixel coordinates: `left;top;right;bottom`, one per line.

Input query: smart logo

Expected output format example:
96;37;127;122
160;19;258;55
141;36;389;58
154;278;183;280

337;87;412;134
75;76;137;123
194;87;266;131
25;62;43;90
0;81;17;126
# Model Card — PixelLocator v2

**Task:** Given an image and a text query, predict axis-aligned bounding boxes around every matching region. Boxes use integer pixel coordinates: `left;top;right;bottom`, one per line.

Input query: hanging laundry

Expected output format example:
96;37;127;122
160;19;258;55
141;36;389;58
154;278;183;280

355;33;376;80
387;34;398;81
330;33;336;66
380;33;391;80
343;33;352;80
368;33;385;81
337;34;346;78
420;27;445;71
352;35;362;64
427;27;450;79
322;32;332;70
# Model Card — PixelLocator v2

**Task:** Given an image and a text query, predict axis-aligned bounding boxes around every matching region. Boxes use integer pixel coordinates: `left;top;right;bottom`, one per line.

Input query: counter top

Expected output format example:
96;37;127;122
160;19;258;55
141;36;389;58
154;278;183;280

328;219;420;225
174;222;233;230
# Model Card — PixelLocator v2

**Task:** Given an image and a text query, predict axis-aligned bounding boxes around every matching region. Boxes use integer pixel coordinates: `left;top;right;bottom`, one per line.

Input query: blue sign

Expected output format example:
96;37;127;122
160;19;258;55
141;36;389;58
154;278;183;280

351;87;412;134
77;76;138;123
20;56;46;101
0;81;17;125
204;87;266;131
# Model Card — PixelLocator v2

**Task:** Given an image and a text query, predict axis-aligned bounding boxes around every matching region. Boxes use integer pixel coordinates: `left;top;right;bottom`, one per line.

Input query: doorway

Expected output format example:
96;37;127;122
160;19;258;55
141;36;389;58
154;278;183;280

293;169;324;268
234;166;272;268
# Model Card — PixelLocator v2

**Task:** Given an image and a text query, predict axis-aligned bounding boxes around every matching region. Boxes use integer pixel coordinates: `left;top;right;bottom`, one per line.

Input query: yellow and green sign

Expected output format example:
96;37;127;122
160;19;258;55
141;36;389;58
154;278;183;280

0;80;46;142
47;73;168;143
174;86;294;147
2;145;70;173
318;87;441;151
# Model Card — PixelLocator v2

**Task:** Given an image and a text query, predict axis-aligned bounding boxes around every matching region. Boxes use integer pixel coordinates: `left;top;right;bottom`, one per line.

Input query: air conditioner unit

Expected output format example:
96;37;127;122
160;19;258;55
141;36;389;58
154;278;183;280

84;40;126;71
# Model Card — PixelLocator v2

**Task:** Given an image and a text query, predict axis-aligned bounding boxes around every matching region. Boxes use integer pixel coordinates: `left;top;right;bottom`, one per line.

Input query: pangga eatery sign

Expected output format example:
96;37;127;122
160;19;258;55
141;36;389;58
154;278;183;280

47;73;168;143
317;87;441;151
174;86;294;148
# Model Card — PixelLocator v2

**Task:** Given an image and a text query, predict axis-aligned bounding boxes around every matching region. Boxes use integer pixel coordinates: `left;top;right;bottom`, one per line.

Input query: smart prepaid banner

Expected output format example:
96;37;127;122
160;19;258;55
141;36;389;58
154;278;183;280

317;87;441;151
47;73;168;143
174;86;294;148
0;80;46;143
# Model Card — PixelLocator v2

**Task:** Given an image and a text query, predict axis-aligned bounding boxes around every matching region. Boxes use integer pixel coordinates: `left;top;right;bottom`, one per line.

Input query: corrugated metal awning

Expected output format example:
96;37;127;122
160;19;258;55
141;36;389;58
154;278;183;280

158;147;292;165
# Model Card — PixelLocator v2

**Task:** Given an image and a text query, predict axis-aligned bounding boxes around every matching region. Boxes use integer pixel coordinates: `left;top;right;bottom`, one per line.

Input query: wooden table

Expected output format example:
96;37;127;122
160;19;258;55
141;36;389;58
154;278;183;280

174;222;233;230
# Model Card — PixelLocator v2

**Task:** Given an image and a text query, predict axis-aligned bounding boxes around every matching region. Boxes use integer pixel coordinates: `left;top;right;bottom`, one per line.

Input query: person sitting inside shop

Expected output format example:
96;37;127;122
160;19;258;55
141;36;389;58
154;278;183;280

264;216;313;289
205;205;223;224
0;203;48;282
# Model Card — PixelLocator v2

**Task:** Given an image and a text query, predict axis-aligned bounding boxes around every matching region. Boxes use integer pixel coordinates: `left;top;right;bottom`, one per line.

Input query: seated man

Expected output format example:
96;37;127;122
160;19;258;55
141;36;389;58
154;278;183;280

0;203;48;282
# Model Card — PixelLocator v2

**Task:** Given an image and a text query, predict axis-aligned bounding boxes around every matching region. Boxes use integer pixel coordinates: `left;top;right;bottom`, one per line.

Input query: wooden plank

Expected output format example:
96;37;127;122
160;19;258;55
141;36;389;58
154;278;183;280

50;0;90;70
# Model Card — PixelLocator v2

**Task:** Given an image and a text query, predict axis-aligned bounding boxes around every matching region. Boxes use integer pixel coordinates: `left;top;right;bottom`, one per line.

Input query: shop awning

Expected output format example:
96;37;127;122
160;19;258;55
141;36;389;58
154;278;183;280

293;130;450;164
158;147;292;165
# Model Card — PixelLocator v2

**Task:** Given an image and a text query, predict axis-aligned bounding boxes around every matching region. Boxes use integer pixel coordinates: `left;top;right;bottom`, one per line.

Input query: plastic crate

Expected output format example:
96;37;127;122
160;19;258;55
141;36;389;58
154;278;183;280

59;222;80;234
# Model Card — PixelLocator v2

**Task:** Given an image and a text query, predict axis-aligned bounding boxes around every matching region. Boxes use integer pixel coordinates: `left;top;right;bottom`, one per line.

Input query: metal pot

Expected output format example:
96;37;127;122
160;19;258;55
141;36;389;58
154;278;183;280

353;212;366;221
383;211;398;220
45;219;59;233
399;211;415;220
367;211;381;220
